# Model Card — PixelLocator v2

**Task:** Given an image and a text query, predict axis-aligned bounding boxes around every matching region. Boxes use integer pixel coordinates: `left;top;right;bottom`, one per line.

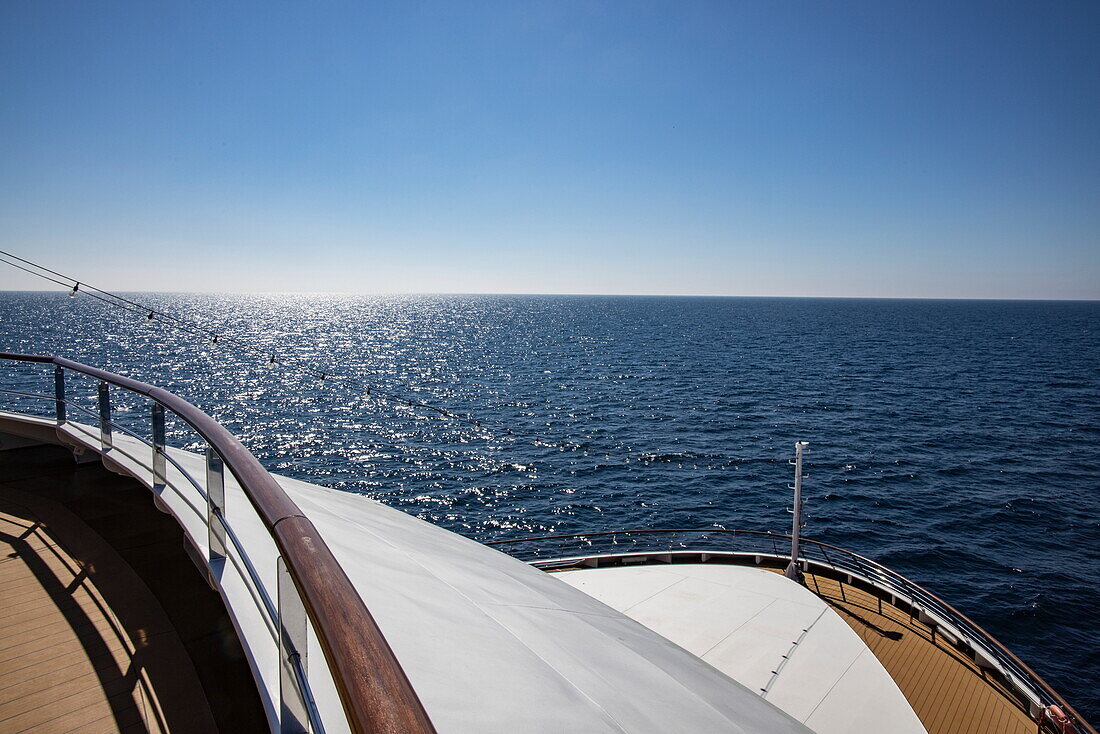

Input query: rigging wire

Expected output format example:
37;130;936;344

0;255;72;289
0;249;581;451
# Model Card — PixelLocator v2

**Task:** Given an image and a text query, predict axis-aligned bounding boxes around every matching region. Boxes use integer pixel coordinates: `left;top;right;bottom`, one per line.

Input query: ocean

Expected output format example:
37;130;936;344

1;291;1097;720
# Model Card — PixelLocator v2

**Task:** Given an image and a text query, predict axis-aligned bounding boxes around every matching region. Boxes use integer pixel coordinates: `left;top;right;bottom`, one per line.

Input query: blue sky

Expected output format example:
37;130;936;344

1;1;1097;297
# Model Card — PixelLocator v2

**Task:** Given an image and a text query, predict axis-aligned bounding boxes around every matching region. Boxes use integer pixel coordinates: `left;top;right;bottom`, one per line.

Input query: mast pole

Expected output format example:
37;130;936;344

785;441;809;582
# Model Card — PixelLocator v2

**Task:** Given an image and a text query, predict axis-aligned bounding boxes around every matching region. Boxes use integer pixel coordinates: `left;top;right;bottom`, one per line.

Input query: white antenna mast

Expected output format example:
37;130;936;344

785;441;809;582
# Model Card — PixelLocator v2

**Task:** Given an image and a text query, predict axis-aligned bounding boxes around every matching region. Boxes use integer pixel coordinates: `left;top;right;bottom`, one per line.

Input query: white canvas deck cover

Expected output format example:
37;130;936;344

556;564;927;734
285;474;817;733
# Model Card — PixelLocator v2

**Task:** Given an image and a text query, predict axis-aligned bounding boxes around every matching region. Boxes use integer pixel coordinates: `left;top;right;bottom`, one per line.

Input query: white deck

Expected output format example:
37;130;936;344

273;470;818;734
2;412;815;734
556;563;927;734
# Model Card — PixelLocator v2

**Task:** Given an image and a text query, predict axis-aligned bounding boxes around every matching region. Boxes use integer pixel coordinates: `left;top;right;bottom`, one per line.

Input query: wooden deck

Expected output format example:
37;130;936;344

0;445;266;733
805;572;1039;734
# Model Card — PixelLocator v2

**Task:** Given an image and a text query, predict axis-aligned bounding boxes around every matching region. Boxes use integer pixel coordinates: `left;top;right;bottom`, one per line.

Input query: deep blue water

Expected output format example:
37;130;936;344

1;292;1097;720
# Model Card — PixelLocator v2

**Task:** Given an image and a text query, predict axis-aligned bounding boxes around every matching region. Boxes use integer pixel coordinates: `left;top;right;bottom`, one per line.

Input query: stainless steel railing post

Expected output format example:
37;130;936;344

151;402;167;487
278;556;310;733
98;381;113;451
53;365;65;423
206;447;227;559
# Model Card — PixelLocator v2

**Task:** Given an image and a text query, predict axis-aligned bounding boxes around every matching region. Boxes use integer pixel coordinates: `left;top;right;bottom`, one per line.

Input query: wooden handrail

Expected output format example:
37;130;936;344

0;352;435;734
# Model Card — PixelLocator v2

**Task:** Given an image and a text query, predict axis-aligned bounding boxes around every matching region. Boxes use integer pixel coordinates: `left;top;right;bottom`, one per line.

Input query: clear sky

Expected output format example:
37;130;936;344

1;1;1098;298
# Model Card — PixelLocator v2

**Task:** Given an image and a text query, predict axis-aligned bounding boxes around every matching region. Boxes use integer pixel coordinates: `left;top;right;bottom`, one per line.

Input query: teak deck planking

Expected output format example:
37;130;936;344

805;572;1038;734
0;497;176;732
0;445;266;734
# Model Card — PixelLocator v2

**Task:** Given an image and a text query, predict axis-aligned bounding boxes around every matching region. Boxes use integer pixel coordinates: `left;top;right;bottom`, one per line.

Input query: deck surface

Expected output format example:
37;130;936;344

552;560;1044;734
554;563;926;734
0;444;266;733
805;572;1038;734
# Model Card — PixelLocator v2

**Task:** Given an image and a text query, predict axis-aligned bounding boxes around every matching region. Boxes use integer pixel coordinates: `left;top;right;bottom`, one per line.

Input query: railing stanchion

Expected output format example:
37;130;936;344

98;381;112;450
53;365;65;423
206;447;227;559
278;556;310;734
151;402;167;487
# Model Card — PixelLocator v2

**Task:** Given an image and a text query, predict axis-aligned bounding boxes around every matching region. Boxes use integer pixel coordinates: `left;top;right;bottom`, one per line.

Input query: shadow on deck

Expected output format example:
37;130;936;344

0;444;267;733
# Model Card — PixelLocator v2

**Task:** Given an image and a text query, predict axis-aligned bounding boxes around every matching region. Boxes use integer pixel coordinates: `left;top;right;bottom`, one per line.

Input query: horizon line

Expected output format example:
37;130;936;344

1;288;1097;303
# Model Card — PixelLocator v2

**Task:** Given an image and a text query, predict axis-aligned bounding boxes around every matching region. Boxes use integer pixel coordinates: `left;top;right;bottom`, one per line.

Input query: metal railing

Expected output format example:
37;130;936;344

486;528;1095;734
0;353;435;734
